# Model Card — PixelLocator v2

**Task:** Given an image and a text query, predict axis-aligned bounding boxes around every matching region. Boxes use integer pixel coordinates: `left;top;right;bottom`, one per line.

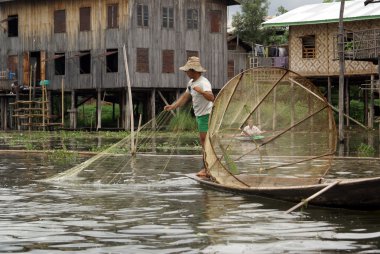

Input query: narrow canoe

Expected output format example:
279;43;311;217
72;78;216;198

186;174;380;210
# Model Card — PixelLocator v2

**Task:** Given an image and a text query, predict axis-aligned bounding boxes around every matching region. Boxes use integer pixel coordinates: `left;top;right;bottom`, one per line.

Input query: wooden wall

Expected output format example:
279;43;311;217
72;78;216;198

0;0;230;91
288;20;380;77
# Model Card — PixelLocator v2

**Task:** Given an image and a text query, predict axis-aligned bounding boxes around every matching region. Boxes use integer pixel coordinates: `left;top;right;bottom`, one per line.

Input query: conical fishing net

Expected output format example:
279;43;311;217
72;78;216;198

204;68;337;188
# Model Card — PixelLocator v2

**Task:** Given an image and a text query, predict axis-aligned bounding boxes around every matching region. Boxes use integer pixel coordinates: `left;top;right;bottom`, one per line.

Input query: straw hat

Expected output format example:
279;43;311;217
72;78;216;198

179;56;207;72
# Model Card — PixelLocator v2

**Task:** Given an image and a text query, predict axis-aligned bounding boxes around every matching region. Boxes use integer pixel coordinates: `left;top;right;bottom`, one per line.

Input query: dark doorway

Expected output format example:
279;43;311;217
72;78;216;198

30;51;41;83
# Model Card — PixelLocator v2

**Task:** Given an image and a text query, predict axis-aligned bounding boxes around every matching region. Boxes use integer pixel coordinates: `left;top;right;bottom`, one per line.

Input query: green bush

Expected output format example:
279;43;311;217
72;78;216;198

350;100;364;123
357;143;375;157
167;108;197;131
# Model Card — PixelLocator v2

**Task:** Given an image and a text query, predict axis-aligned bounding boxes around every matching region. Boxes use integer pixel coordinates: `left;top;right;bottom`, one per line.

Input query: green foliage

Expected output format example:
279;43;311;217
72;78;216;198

77;103;120;127
262;27;289;45
357;143;375;157
167;108;197;132
276;6;288;16
46;145;79;165
231;0;269;44
350;100;364;123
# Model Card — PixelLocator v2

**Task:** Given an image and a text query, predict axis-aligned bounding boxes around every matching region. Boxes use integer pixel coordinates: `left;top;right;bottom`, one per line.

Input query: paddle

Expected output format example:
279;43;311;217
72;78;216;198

285;180;341;214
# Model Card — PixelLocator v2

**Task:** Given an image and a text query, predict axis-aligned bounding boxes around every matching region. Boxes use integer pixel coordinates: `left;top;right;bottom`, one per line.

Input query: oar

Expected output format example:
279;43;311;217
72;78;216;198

285;180;341;214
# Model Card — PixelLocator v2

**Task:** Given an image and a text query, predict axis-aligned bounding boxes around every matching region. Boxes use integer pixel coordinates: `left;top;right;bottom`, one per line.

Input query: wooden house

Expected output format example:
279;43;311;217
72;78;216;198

0;0;239;130
263;0;380;129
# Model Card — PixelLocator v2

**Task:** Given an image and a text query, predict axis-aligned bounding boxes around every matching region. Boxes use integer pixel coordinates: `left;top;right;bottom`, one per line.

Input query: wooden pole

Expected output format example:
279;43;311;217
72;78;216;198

61;77;64;127
327;76;332;104
42;84;45;130
338;0;346;142
123;44;135;155
285;181;341;214
157;90;175;116
29;64;32;131
369;75;375;129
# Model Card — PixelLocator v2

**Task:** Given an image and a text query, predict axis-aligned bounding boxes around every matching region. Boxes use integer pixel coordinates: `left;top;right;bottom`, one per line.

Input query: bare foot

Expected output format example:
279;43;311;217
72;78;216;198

196;168;209;178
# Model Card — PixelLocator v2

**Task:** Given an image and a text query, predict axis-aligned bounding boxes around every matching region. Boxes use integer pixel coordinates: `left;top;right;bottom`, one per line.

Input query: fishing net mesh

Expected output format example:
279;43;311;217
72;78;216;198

205;68;337;188
45;109;193;183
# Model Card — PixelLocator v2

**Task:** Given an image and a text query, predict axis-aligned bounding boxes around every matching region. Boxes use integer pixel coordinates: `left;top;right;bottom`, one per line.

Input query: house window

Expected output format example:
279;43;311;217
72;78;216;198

54;53;65;75
187;9;198;30
162;7;173;29
106;49;118;73
107;4;119;28
136;48;149;73
80;7;91;31
162;50;174;73
7;15;18;37
302;35;315;58
137;4;149;27
80;51;91;74
54;10;66;33
186;50;199;59
210;10;221;33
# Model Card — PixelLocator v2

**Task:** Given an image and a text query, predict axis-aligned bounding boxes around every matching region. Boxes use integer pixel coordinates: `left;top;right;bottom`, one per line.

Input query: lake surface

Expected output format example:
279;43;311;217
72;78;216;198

1;150;380;253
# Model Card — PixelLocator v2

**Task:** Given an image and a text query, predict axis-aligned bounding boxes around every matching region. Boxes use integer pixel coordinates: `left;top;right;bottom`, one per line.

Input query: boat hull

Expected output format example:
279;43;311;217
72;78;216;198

186;174;380;210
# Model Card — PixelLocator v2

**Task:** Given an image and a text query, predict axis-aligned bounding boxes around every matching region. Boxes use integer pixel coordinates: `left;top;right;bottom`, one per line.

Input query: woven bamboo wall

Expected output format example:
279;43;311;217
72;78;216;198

289;20;380;77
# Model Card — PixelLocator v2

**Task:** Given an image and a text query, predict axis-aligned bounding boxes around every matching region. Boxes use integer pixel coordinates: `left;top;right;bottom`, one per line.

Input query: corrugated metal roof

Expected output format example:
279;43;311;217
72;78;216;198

262;0;380;27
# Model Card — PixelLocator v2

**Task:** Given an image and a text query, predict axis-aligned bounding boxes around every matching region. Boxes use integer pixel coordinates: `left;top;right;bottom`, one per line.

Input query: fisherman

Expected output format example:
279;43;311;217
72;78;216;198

164;56;214;177
241;119;262;137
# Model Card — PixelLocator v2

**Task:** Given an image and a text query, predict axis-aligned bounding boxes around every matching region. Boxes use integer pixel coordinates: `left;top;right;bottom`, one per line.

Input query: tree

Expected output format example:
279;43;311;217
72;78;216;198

231;0;269;44
276;6;288;16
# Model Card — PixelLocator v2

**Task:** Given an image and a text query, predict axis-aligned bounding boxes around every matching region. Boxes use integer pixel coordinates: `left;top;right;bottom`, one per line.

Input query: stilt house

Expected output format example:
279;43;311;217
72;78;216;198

263;0;380;129
0;0;239;130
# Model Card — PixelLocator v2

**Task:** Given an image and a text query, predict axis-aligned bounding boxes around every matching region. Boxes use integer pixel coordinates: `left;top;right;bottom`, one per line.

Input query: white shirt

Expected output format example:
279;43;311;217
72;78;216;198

186;76;213;117
241;125;262;136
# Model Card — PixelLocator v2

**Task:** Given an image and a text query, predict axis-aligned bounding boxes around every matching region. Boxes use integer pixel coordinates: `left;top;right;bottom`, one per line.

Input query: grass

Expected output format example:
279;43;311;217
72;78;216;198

167;108;197;132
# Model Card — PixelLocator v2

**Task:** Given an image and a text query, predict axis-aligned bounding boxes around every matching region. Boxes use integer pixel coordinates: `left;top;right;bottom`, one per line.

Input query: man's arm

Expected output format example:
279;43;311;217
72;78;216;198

192;86;214;101
164;92;191;111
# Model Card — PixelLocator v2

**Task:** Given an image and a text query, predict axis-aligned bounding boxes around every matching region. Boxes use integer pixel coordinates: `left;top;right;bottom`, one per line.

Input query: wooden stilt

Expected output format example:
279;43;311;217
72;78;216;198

69;90;77;129
369;75;375;129
327;76;332;104
151;88;156;130
61;78;65;127
96;89;101;131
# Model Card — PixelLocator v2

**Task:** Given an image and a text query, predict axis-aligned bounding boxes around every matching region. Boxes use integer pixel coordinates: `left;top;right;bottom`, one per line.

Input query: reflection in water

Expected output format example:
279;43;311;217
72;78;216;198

0;153;380;253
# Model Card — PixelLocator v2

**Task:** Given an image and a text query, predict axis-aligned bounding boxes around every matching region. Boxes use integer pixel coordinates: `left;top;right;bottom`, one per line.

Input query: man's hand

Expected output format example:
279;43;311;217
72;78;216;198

192;86;203;94
193;85;214;102
164;104;175;111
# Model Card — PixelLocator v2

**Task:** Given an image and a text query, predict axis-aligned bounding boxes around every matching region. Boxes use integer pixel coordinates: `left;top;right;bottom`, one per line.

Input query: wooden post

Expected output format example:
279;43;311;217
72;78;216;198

368;74;375;129
123;44;135;155
272;87;277;130
61;77;65;127
345;77;350;127
69;90;77;129
96;89;102;131
151;88;156;130
0;97;4;130
28;64;32;131
327;76;332;104
338;0;346;142
42;84;45;131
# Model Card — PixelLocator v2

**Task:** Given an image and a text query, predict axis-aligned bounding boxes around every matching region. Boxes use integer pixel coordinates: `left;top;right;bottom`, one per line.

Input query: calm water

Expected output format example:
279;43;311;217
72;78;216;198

1;151;380;253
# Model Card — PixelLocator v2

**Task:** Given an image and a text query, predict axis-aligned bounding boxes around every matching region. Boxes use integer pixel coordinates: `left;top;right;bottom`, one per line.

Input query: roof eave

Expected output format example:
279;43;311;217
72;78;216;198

263;15;380;28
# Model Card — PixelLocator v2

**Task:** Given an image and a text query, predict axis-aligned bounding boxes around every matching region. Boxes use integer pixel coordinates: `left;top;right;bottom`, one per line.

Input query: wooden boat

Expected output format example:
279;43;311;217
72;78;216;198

186;173;380;210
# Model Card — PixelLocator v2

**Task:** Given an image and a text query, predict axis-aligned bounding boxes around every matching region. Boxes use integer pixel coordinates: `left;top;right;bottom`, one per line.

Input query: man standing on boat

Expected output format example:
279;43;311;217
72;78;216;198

164;56;214;177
